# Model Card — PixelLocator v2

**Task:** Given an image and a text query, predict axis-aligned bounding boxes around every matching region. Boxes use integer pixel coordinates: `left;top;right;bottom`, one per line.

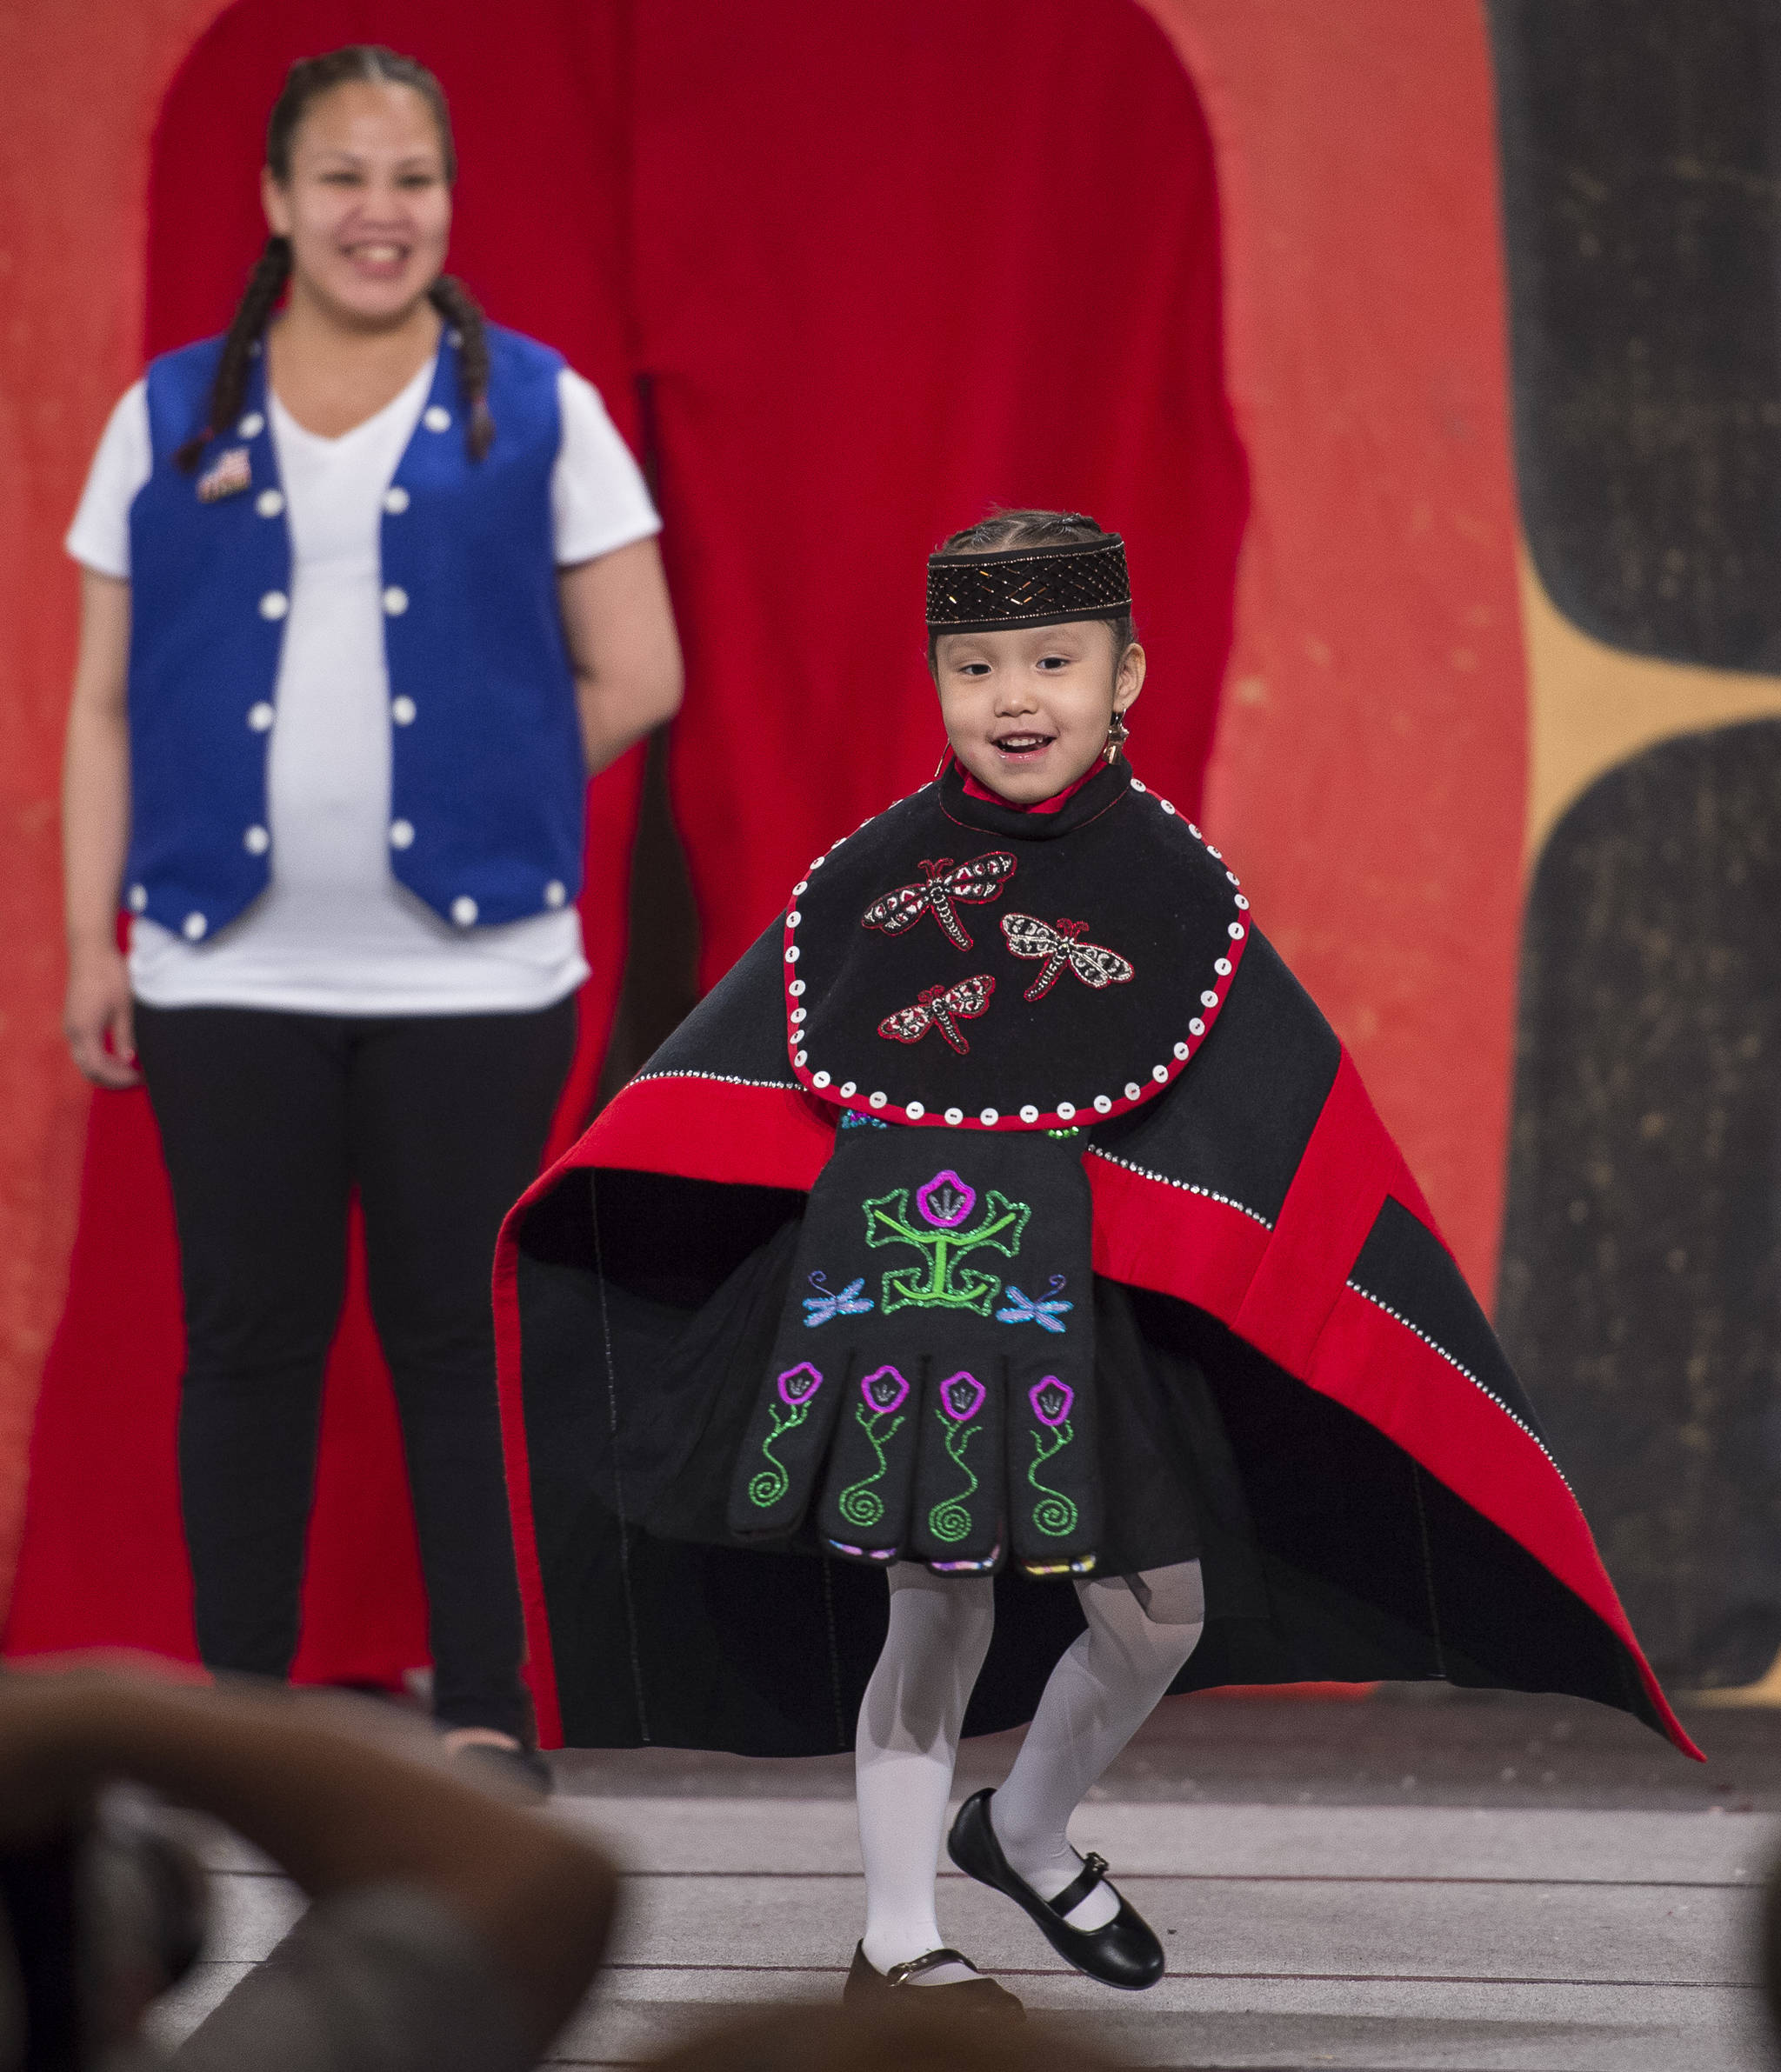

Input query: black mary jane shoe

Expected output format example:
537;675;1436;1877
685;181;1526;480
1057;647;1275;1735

947;1788;1164;1991
844;1942;1024;2018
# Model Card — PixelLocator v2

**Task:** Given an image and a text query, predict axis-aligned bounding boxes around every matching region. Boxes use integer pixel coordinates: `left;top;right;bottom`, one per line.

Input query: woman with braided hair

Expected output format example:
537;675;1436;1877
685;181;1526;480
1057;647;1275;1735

60;46;681;1788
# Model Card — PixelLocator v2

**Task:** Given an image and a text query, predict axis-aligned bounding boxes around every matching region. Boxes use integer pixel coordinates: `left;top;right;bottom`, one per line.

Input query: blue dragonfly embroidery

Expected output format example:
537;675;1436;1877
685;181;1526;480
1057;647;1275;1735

804;1270;875;1328
996;1275;1073;1334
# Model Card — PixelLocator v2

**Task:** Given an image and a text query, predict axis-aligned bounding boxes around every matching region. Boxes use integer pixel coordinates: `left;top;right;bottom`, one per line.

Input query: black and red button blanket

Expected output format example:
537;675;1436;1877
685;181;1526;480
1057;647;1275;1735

494;759;1697;1761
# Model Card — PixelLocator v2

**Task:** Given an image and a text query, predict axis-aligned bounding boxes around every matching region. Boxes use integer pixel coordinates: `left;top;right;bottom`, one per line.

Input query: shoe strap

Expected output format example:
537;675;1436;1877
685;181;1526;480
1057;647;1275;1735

885;1947;979;1986
1047;1850;1110;1919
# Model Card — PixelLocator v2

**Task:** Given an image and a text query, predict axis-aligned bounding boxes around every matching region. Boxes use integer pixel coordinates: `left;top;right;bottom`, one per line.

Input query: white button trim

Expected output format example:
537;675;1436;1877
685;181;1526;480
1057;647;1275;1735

450;896;478;926
127;885;148;913
243;824;270;855
237;411;264;437
389;820;415;849
544;880;567;908
979;1108;999;1126
247;702;275;731
258;590;288;620
904;1101;925;1120
382;586;409;616
1093;1096;1113;1114
255;489;284;518
391;696;417;726
182;912;207;942
812;1070;831;1089
384;486;410;514
423;405;451;433
868;1091;887;1108
944;1108;964;1126
1057;1103;1076;1121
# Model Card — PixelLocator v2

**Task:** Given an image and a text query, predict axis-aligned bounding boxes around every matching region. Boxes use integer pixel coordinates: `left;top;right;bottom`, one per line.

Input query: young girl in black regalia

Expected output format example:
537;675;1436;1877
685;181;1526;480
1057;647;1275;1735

496;511;1694;2018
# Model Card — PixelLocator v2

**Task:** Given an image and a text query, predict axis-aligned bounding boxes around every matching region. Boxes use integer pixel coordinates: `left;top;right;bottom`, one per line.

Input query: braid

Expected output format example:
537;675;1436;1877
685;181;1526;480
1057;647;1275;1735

173;237;291;473
427;276;495;462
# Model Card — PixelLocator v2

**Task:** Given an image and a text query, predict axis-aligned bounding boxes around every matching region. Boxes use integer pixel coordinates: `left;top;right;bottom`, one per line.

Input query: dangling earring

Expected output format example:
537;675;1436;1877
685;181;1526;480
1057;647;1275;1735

1103;712;1131;763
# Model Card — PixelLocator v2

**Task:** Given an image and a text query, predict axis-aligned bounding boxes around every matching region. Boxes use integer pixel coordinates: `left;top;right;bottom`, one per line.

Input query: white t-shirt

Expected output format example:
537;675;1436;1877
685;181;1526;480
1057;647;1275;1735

67;357;660;1016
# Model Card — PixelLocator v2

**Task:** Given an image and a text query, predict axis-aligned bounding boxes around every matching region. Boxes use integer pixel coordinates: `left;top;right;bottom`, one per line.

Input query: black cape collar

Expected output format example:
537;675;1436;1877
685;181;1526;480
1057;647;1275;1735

937;755;1132;842
782;759;1251;1133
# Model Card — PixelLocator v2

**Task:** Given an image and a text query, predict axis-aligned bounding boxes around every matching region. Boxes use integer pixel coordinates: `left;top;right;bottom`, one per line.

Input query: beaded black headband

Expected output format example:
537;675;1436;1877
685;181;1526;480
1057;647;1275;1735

925;536;1131;635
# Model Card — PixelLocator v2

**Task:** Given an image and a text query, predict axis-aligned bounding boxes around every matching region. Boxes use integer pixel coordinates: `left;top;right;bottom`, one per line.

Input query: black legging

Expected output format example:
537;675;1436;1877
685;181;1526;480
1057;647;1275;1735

135;997;577;1740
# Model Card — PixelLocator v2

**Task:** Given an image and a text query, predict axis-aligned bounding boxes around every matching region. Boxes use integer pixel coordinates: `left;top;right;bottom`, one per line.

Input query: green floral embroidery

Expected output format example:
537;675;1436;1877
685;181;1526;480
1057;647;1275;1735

837;1366;911;1532
864;1168;1031;1316
1026;1376;1079;1538
927;1369;988;1545
749;1362;824;1509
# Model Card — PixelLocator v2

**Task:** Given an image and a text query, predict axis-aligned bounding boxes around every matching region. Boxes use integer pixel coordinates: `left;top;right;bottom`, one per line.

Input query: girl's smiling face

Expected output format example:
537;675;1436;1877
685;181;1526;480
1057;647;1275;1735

262;81;452;329
933;620;1145;804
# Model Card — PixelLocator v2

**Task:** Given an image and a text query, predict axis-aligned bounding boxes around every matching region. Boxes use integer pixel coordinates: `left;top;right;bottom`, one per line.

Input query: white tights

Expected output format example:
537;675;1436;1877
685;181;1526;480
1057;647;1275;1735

855;1560;1204;1975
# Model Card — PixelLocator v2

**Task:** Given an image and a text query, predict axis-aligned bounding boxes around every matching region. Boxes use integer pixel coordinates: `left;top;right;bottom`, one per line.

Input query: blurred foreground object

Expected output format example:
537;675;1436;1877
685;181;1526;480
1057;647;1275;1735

0;1662;615;2070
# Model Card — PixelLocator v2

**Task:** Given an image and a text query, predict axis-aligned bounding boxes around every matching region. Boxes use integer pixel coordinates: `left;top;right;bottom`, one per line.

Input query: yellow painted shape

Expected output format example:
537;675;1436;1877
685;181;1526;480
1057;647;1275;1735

1521;544;1781;869
1689;1648;1781;1709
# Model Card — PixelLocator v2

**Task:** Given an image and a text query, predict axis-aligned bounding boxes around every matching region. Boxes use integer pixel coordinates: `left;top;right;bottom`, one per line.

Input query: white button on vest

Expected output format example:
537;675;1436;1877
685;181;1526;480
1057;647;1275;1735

450;896;478;927
127;885;148;913
424;406;451;433
544;879;567;909
382;586;409;616
389;820;416;849
237;411;264;438
247;702;275;731
255;489;284;518
383;486;410;514
390;696;417;726
182;913;208;942
258;590;289;620
243;824;270;855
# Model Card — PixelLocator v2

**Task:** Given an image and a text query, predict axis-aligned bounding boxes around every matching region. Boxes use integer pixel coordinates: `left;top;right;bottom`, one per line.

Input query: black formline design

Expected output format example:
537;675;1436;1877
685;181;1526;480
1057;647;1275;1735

1083;1147;1274;1230
1343;1280;1576;1496
782;781;1251;1132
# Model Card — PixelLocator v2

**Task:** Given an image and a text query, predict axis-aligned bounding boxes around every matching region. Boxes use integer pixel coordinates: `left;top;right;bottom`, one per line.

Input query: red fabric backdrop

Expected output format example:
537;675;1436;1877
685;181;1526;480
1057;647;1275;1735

5;0;1244;1681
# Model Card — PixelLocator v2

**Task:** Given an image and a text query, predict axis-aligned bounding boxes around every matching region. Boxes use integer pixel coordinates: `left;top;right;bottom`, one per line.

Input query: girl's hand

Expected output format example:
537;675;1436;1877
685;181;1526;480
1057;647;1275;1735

64;941;138;1088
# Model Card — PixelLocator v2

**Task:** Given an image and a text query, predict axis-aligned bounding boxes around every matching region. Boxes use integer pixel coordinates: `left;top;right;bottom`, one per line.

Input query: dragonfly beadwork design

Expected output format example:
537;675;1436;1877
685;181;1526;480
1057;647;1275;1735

996;1274;1073;1334
861;852;1017;951
802;1271;874;1328
999;913;1134;1001
863;1167;1030;1315
876;974;996;1056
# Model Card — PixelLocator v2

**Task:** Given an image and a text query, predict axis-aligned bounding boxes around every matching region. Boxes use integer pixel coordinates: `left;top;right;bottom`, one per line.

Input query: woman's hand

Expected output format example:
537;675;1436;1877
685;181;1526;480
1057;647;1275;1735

62;567;136;1086
557;536;684;776
64;938;138;1088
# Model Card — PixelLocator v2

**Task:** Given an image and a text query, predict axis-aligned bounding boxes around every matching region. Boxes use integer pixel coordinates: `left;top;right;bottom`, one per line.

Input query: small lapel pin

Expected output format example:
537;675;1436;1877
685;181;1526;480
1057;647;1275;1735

197;447;252;503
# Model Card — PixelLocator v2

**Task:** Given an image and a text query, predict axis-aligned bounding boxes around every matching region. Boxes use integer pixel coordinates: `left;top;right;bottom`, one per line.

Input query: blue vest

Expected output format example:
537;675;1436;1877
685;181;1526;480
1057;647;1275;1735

126;325;585;941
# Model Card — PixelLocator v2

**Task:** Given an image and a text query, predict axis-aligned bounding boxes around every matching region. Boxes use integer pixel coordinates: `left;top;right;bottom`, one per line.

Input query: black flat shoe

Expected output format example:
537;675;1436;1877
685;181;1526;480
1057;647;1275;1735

844;1942;1024;2017
947;1788;1164;1990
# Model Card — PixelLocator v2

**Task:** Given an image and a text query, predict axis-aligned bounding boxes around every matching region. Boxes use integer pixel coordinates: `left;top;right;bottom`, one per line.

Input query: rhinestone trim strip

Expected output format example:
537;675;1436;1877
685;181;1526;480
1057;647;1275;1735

1084;1148;1273;1229
1343;1282;1575;1496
